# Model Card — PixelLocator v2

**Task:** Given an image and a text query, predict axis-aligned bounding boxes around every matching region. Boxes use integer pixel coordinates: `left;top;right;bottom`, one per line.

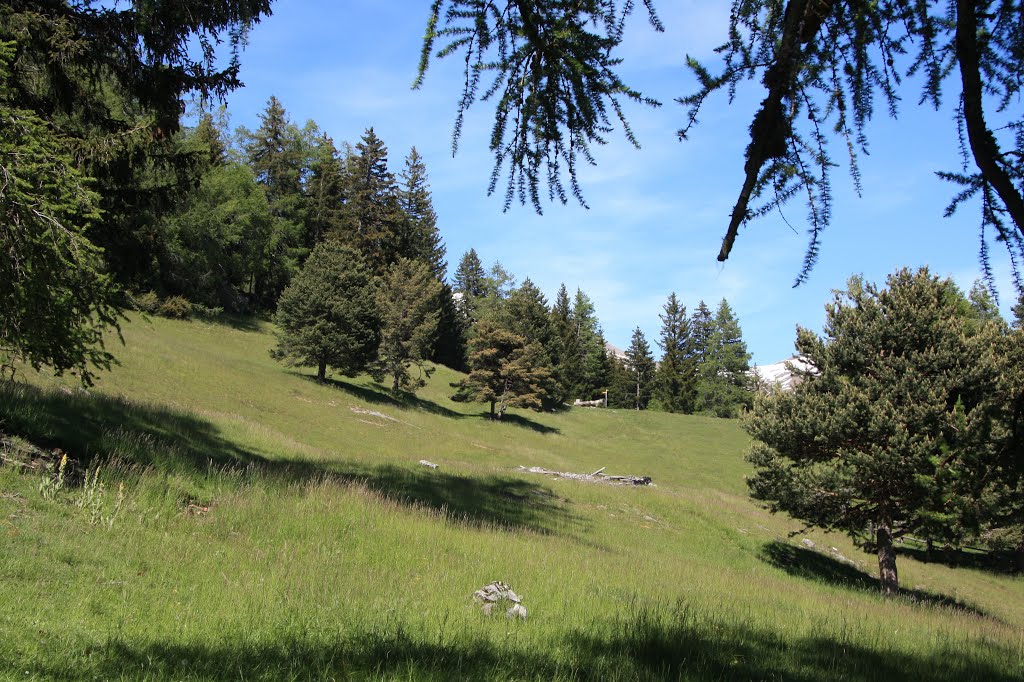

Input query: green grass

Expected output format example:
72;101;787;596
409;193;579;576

1;313;1022;680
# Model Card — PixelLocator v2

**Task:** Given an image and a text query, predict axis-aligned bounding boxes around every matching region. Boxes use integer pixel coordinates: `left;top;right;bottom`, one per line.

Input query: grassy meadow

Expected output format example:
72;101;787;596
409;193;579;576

1;314;1022;680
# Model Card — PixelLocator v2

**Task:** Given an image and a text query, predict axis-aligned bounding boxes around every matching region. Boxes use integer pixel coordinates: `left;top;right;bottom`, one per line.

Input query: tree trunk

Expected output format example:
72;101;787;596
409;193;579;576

925;538;933;563
317;361;326;383
489;400;496;419
392;372;400;393
876;520;899;596
1016;540;1024;575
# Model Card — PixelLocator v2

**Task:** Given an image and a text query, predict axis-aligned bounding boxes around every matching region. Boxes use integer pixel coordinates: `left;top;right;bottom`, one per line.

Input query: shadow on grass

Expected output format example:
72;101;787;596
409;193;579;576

0;381;573;535
302;373;465;418
327;461;578;534
896;542;1019;575
0;381;261;470
761;541;992;618
295;372;561;433
29;606;1022;682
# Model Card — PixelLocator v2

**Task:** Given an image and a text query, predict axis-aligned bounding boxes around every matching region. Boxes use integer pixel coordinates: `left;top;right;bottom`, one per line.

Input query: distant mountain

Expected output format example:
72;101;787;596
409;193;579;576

749;356;816;392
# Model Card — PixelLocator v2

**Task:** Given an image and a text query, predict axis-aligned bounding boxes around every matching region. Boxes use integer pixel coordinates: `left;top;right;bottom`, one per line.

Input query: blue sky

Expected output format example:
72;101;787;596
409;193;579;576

220;1;1017;365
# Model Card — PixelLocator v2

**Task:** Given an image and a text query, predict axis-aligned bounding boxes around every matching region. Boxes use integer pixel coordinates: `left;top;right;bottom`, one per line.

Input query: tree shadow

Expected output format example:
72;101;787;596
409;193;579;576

210;313;266;333
295;372;465;418
0;381;575;536
326;461;580;535
27;605;1022;681
760;541;992;618
294;372;561;433
0;381;261;471
479;411;560;434
896;542;1019;575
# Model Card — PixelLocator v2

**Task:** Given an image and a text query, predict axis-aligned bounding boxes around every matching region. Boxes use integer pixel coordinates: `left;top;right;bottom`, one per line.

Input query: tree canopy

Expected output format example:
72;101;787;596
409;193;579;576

746;267;1008;594
419;1;1024;288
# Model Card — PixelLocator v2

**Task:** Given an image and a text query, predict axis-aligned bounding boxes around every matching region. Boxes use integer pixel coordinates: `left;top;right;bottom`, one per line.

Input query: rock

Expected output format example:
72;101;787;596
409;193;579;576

419;459;439;469
473;581;526;618
801;538;815;549
506;604;527;620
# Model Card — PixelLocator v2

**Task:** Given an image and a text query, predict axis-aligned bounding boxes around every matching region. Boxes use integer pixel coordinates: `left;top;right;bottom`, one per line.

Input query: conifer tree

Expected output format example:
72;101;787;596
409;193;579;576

624;327;656;410
420;1;1024;284
340;128;402;274
398;147;447;279
373;258;443;394
549;284;580;405
700;299;753;417
690;301;715;370
305;134;346;249
452;248;487;322
747;268;1003;594
237;96;309;307
0;41;119;385
655;293;697;413
271;243;379;383
452;320;551;419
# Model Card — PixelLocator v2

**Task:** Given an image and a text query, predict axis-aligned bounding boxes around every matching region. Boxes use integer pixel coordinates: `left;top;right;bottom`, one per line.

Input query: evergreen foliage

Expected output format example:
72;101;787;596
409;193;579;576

398;147;446;280
452;321;551;419
271;242;379;383
623;327;656;410
339;128;403;275
159;163;282;312
305;134;347;249
746;268;1004;594
655;293;697;413
698;299;753;418
373;258;443;394
0;41;120;385
420;1;1024;287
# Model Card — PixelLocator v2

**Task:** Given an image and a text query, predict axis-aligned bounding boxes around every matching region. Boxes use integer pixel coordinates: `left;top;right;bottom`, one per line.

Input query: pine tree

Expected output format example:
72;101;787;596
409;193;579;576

690;301;715;371
339;128;402;274
373;258;443;394
452;248;487;322
548;284;580;404
624;327;656;410
452;320;551;419
746;268;1003;595
700;299;752;418
398;147;447;279
0;41;118;385
237;96;308;308
655;293;697;413
271;243;379;383
305;134;346;249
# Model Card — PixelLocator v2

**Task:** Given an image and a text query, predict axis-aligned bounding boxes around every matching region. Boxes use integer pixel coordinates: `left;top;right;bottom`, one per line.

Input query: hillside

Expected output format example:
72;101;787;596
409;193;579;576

1;314;1022;681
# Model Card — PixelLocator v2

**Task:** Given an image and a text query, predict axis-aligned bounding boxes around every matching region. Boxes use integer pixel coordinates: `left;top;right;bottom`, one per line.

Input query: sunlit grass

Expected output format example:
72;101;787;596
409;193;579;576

0;313;1021;680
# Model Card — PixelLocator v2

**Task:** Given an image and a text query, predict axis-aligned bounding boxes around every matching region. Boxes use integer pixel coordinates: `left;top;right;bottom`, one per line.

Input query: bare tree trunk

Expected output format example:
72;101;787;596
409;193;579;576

317;361;327;383
876;519;899;596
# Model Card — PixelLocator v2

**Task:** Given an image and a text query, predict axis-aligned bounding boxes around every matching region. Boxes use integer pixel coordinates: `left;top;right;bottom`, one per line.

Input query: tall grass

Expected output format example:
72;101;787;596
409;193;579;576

0;314;1021;680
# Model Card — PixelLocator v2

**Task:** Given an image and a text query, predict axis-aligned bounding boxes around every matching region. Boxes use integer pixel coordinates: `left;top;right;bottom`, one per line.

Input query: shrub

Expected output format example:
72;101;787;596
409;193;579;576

158;296;192;319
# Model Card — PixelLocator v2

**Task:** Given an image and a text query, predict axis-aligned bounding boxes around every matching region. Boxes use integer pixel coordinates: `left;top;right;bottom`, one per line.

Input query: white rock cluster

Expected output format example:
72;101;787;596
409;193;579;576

472;581;527;620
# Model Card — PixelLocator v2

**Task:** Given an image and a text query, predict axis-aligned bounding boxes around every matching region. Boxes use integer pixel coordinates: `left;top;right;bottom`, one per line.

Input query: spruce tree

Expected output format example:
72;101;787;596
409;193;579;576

339;128;402;274
549;284;580;405
700;299;752;417
747;268;1003;594
452;248;487;322
0;41;119;385
452;320;551;419
373;258;443;394
305;134;346;249
624;327;656;410
237;96;308;307
655;293;697;413
271;243;379;383
398;147;447;279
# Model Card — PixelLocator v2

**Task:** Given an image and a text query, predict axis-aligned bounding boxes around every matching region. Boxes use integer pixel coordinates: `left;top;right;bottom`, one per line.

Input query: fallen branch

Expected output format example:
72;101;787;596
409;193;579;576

517;465;651;486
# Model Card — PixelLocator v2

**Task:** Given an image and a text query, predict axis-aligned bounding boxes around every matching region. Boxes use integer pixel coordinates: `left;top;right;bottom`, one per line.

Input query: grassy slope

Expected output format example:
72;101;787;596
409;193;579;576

0;314;1022;681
